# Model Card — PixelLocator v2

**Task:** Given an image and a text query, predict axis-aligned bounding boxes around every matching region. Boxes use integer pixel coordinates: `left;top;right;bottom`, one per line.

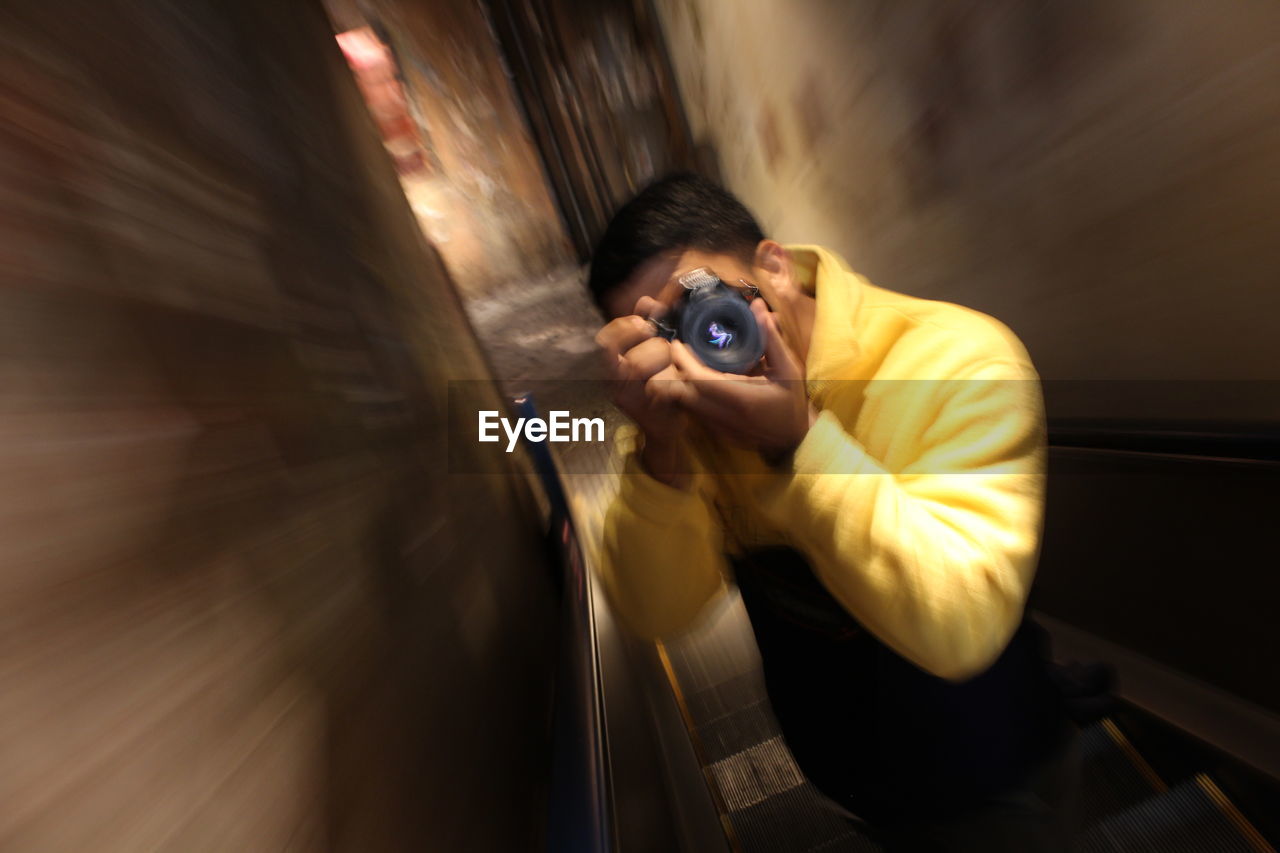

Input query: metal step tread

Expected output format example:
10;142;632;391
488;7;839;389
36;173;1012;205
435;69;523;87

1076;774;1272;853
1078;718;1167;826
725;783;881;853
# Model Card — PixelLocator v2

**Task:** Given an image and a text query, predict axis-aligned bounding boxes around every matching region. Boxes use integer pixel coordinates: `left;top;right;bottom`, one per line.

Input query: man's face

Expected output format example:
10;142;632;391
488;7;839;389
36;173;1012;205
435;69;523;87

604;248;759;321
594;241;812;457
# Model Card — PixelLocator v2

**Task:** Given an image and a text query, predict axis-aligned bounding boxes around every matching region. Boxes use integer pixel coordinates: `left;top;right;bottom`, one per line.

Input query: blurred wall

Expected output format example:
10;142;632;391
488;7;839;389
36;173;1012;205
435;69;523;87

0;1;556;850
487;0;697;260
327;0;573;297
655;0;1280;403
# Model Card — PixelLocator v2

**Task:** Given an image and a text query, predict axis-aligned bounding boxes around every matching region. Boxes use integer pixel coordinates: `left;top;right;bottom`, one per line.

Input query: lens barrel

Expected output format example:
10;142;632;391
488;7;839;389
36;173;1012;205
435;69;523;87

677;284;763;374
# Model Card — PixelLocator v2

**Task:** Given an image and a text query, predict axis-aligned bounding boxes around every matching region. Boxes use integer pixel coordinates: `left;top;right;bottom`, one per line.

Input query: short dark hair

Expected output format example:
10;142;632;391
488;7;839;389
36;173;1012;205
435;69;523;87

587;172;765;310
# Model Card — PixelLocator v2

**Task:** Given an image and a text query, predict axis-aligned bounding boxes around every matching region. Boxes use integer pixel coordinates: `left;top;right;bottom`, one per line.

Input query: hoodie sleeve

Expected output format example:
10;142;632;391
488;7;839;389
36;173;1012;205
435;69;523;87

760;358;1047;681
596;429;727;639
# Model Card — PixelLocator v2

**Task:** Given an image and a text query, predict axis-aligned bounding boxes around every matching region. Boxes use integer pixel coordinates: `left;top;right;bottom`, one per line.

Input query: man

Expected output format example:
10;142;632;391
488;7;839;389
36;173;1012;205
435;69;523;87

591;173;1074;851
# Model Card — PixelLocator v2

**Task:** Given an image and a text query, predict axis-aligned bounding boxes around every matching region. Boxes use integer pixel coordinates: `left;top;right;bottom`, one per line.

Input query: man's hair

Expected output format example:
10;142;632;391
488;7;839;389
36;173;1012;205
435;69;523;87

587;172;765;311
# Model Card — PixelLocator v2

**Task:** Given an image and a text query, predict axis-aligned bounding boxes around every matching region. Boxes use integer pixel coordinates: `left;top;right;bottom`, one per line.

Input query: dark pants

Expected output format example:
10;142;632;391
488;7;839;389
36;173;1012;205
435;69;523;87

731;547;1075;851
865;724;1080;852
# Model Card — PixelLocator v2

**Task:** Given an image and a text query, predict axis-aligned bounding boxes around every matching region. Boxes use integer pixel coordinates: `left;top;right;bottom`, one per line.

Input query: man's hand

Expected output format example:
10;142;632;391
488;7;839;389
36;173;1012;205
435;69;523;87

667;299;817;460
595;296;694;486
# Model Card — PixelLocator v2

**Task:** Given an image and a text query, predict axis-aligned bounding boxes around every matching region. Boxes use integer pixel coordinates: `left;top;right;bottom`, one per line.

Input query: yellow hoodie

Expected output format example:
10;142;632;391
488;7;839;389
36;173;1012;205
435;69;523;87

598;245;1047;682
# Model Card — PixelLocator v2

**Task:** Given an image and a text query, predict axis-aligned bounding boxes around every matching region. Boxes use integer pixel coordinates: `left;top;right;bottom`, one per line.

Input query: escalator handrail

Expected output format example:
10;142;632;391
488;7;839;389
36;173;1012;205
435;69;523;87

513;394;614;853
1048;419;1280;467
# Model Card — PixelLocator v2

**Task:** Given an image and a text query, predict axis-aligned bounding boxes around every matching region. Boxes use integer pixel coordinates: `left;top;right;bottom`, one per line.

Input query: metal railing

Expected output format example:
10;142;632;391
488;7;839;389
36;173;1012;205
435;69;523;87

512;394;615;853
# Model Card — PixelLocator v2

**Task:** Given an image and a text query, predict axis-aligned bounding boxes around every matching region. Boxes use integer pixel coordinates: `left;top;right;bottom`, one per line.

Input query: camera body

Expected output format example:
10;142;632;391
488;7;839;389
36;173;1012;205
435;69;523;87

650;267;764;374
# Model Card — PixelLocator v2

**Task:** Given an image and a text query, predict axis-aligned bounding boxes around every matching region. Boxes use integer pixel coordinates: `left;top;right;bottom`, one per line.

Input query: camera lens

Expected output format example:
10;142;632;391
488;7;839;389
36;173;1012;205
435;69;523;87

678;292;763;374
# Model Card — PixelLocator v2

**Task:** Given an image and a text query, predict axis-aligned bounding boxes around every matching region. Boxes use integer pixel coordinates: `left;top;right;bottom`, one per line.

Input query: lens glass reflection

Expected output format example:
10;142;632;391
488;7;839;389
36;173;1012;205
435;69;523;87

706;320;736;350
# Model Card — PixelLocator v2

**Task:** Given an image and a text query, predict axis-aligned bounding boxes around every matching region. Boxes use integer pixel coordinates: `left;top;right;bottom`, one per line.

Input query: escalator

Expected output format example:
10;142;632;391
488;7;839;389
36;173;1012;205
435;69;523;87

630;600;1280;852
522;405;1280;851
1073;717;1270;853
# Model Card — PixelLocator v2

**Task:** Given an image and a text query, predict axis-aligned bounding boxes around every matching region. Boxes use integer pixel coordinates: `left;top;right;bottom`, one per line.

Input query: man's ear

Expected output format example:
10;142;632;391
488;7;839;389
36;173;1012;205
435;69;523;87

754;239;795;294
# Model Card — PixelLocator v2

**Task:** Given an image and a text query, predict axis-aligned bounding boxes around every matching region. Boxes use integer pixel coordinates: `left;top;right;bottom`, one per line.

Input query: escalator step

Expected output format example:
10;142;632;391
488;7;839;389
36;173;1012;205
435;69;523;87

726;783;882;853
1077;719;1165;826
698;699;780;764
1076;776;1269;853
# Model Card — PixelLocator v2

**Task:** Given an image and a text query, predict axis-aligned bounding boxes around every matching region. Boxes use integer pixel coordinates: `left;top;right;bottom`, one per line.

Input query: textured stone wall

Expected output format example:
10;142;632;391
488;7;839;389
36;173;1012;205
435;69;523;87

0;1;556;849
655;0;1280;409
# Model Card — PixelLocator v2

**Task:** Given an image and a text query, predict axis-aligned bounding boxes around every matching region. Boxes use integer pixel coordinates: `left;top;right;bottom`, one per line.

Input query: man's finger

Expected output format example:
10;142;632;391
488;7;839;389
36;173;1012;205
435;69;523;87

619;336;672;383
671;340;768;400
634;295;670;322
645;363;689;407
672;344;774;431
683;381;786;439
595;315;655;364
669;340;724;381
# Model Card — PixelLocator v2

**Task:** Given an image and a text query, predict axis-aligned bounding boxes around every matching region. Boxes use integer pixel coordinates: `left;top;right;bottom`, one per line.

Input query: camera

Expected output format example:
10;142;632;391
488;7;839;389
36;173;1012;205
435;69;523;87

649;267;765;374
